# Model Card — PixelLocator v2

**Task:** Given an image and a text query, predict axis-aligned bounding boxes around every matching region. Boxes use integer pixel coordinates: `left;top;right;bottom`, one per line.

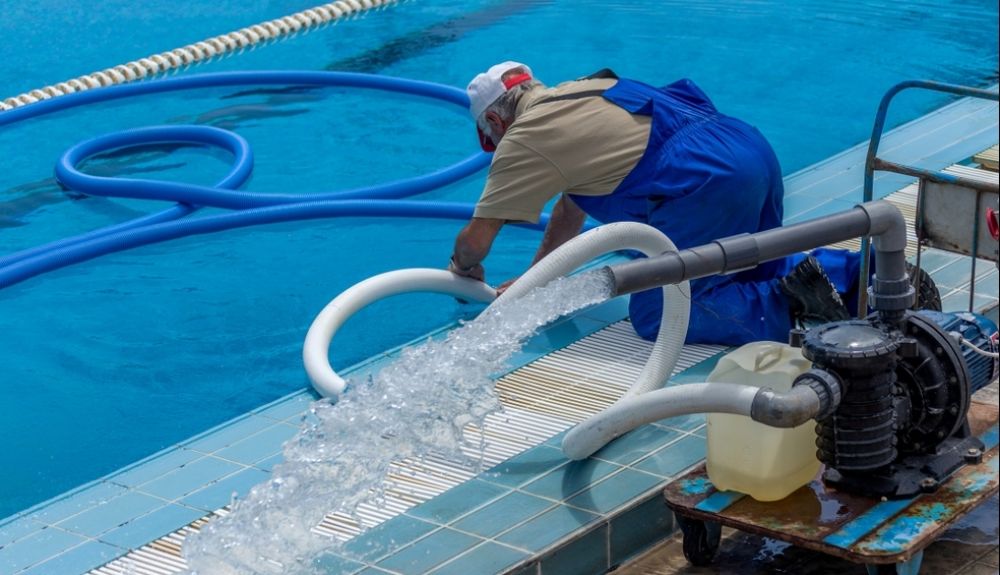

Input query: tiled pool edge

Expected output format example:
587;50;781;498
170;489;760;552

0;258;634;575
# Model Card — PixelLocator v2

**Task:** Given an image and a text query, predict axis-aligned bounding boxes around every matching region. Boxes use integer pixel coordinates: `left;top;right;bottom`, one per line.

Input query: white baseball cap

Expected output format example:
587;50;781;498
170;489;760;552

466;61;533;151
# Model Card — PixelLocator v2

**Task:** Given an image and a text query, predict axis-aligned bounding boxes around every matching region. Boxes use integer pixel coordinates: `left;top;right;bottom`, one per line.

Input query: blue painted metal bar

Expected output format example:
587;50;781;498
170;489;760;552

823;423;999;551
857;80;999;316
694;490;745;514
855;455;999;555
863;81;999;204
823;498;911;549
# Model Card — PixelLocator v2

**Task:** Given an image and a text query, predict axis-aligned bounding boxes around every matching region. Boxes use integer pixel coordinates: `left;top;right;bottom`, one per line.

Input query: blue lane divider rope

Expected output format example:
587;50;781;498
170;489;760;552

0;71;508;289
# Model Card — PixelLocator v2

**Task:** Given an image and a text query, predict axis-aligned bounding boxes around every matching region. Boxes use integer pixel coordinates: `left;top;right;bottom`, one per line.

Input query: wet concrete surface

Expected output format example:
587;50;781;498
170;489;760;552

615;511;998;575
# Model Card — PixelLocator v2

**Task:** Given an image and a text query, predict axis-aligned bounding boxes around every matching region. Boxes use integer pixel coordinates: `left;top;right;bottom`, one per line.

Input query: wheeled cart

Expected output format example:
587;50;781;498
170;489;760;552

663;401;998;575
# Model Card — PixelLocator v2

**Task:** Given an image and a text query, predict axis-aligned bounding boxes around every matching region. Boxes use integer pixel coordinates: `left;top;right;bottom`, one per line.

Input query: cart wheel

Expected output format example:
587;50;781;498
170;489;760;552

865;550;924;575
676;515;721;566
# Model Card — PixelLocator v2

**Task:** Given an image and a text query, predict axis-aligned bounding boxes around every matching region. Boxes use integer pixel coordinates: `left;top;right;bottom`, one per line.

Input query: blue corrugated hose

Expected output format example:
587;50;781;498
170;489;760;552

0;71;541;289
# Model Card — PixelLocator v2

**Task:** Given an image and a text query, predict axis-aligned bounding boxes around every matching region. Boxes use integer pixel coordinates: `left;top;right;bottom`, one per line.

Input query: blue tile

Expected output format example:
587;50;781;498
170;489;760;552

634;435;707;479
253;391;317;422
99;503;204;549
21;482;128;525
184;415;275;453
549;316;614;344
785;198;855;224
407;479;508;524
355;568;398;575
254;453;285;472
783;194;834;220
608;494;675;566
376;527;480;575
521;457;622;501
588;425;681;466
579;296;629;324
215;423;298;465
650;413;706;433
914;250;962;273
480;444;568;488
451;491;553;538
565;468;663;515
942;289;998;314
497;504;601;553
428;541;529;575
504;317;607;373
0;516;43;547
972;269;999;298
181;467;271;512
537;523;608;575
56;492;165;538
543;430;569;449
19;540;122;575
110;448;201;488
344;515;438;563
932;258;980;290
310;553;366;575
0;527;87;574
138;456;245;501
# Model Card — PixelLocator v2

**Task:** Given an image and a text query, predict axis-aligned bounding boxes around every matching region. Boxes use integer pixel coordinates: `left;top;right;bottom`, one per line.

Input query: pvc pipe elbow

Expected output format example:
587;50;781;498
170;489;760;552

749;384;824;428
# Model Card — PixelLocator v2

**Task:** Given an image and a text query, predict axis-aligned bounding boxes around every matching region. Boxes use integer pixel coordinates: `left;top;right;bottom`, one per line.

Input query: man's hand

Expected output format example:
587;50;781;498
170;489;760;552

448;256;486;282
450;217;504;284
495;276;519;296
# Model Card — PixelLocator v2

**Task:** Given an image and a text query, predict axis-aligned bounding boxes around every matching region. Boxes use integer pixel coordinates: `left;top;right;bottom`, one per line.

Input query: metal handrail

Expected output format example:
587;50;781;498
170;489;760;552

858;80;999;315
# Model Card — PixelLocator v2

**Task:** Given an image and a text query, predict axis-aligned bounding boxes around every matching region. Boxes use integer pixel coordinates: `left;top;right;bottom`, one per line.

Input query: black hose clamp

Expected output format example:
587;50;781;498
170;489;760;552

794;368;843;420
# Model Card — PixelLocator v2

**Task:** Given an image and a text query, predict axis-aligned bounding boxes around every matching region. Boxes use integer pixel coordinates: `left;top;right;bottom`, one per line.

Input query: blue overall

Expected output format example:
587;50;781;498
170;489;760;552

567;78;862;345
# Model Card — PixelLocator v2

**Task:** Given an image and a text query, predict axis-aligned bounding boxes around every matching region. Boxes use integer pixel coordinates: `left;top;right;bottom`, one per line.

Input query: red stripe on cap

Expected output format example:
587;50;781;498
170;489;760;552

502;73;531;90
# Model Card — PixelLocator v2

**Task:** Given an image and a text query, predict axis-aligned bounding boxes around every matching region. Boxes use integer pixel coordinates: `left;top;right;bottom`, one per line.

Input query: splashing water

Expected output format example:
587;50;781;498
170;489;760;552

182;269;614;574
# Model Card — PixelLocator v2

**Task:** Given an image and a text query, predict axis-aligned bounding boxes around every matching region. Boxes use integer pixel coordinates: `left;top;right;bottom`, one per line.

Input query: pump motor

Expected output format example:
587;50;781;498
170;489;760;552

792;309;998;498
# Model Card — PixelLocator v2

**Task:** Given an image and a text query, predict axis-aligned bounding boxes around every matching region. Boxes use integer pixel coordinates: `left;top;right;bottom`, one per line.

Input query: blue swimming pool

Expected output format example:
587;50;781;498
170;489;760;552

0;0;997;520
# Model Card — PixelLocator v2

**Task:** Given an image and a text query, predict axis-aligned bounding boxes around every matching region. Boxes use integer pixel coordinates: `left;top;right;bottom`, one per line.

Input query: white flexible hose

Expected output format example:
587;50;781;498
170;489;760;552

561;382;761;460
302;222;692;454
1;0;397;111
494;221;691;397
303;268;496;398
960;336;1000;359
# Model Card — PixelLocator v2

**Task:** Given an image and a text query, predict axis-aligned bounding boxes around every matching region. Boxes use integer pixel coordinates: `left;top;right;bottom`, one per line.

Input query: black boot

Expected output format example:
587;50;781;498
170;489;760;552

906;262;942;311
779;256;851;326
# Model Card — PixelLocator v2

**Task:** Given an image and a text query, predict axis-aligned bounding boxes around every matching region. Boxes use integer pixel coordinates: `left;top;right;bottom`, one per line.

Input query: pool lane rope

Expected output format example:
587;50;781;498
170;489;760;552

0;70;557;289
0;0;397;112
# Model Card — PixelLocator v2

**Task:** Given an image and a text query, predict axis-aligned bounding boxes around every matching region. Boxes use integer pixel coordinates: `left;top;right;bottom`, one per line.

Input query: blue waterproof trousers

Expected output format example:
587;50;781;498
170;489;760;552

568;78;862;345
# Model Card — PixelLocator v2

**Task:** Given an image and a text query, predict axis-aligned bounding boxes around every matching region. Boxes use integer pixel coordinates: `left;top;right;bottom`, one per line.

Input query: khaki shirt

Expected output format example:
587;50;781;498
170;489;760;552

473;78;651;223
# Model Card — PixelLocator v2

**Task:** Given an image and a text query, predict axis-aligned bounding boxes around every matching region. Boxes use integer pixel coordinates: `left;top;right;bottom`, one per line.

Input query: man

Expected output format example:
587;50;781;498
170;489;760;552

447;61;937;345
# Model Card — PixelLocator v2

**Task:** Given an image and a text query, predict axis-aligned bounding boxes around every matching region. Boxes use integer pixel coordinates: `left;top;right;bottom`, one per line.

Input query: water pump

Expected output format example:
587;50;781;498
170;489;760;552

791;309;998;498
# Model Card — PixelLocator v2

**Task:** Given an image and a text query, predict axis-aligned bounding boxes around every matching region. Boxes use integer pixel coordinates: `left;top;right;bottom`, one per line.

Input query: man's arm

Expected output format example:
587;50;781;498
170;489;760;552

449;217;505;282
530;193;587;265
495;193;587;294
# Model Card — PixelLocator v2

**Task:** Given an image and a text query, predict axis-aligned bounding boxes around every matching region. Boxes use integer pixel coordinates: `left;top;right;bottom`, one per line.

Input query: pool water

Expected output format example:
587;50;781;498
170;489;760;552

0;0;997;520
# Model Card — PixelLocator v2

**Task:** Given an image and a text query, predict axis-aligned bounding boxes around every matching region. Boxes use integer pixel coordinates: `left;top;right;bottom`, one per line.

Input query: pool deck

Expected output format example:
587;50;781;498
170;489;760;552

0;90;997;575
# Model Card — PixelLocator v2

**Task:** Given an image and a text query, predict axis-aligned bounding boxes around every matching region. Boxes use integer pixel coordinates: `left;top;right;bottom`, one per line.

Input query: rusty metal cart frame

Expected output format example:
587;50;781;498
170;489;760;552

858;80;999;316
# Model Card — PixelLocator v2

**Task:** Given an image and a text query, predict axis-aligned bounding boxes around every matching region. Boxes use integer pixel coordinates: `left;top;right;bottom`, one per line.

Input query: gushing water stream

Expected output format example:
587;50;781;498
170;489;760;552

182;269;614;574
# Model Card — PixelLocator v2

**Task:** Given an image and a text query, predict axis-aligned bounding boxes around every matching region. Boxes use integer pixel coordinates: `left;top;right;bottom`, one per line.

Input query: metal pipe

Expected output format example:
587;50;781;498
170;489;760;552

608;201;912;317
